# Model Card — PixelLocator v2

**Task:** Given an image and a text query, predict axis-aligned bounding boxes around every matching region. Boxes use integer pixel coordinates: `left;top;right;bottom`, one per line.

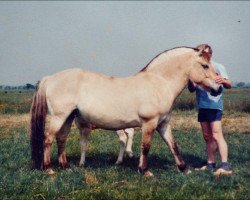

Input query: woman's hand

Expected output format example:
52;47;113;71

215;75;225;84
215;75;232;89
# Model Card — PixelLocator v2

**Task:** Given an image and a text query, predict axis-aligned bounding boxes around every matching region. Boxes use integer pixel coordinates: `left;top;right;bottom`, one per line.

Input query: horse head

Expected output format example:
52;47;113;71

189;44;222;96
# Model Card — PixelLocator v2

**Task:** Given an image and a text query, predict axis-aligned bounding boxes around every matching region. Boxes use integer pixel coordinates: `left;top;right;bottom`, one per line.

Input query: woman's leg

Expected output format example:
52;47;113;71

200;122;217;164
210;121;228;163
211;120;232;175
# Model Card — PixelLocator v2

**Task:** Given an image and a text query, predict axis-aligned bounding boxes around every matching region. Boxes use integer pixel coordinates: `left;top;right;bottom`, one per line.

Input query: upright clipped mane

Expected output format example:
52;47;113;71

139;46;198;73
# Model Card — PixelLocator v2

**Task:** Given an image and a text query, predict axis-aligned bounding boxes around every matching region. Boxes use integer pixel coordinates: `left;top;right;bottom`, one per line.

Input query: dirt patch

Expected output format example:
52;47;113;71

171;111;250;134
84;170;99;185
0;112;249;134
0;114;30;129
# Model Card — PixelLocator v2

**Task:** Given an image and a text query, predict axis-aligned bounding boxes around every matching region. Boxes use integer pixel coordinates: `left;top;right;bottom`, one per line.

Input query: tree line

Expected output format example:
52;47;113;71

233;81;250;88
0;83;36;90
0;81;250;91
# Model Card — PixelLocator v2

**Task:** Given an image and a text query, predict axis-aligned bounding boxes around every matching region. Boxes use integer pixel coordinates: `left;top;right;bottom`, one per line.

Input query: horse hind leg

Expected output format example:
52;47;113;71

43;116;65;174
115;129;128;165
125;128;135;158
56;113;75;169
75;118;91;167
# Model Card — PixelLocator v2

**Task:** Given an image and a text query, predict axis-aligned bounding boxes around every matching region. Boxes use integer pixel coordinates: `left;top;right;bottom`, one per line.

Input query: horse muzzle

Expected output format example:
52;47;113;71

210;85;223;96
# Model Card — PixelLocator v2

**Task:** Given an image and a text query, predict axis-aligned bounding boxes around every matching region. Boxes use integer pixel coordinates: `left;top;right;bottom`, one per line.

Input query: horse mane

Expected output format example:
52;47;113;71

139;47;198;73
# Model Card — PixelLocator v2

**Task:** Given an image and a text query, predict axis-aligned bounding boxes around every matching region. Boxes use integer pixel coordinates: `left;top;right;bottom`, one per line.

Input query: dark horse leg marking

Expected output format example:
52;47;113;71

157;123;187;172
138;119;157;176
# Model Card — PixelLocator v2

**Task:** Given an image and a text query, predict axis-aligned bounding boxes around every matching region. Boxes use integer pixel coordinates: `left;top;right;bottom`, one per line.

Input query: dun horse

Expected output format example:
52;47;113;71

30;44;222;176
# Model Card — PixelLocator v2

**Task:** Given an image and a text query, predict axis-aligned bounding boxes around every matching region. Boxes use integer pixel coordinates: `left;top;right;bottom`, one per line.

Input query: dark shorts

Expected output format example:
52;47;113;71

198;109;223;122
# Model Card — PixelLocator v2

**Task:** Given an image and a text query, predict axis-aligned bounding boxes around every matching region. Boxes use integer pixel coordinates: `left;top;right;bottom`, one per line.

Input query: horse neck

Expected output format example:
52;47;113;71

146;55;190;97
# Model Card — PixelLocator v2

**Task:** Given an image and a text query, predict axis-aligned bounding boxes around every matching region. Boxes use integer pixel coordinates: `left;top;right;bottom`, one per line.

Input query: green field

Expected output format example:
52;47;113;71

174;88;250;112
0;89;249;199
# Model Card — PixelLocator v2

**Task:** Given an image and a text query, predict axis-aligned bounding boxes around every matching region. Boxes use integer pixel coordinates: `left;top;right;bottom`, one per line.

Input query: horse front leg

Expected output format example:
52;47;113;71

115;129;127;165
138;120;157;177
125;128;134;158
157;124;189;173
79;127;91;166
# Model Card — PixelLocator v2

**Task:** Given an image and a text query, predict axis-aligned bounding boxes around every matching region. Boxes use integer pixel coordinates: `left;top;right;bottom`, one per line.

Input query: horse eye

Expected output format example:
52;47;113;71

201;64;209;69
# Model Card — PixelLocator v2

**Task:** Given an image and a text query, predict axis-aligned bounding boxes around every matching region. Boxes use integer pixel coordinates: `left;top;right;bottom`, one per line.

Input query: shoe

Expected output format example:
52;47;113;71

207;163;216;171
214;162;233;176
195;163;216;171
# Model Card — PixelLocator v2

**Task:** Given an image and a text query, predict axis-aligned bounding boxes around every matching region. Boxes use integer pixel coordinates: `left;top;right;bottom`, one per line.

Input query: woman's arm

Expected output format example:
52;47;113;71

215;75;232;89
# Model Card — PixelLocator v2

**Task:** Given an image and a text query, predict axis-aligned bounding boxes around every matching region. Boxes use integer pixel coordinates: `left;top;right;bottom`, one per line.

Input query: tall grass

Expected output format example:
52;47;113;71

0;91;33;114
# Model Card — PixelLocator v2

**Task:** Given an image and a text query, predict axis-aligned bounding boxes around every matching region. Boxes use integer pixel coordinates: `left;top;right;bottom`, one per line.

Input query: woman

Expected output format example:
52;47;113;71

188;45;232;176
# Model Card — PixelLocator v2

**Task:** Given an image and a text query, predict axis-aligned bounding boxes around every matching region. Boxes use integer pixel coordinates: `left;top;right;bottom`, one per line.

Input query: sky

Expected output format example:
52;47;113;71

0;1;249;85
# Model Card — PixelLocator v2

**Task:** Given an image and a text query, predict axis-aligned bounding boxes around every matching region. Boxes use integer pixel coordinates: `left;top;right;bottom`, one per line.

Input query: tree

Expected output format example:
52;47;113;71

245;82;250;88
25;83;35;90
236;82;245;88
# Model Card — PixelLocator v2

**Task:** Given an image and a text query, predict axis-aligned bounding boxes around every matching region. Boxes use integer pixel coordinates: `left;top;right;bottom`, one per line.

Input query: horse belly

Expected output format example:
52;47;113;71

75;72;149;129
77;101;140;130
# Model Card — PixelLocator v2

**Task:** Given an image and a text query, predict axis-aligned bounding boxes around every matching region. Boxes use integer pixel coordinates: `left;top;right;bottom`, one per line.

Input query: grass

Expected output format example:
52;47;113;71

0;89;249;199
0;115;249;199
0;91;33;114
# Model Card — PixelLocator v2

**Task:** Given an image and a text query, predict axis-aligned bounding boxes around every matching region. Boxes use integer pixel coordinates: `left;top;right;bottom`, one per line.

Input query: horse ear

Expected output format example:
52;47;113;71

199;50;212;61
196;44;213;61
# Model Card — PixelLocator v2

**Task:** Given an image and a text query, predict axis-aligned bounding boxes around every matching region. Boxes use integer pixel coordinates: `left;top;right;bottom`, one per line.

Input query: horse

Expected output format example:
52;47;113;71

30;44;222;176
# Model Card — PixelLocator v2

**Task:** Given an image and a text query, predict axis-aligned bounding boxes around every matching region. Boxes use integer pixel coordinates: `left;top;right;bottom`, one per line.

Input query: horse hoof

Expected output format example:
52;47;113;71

126;151;134;158
66;168;73;172
46;168;56;175
177;164;193;174
177;164;189;172
115;160;122;165
79;163;85;167
144;171;154;177
138;168;154;177
185;167;193;174
194;165;207;171
59;163;69;170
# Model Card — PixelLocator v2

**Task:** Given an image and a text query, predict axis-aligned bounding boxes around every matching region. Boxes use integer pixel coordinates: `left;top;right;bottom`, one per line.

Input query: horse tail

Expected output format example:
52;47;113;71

30;79;48;169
